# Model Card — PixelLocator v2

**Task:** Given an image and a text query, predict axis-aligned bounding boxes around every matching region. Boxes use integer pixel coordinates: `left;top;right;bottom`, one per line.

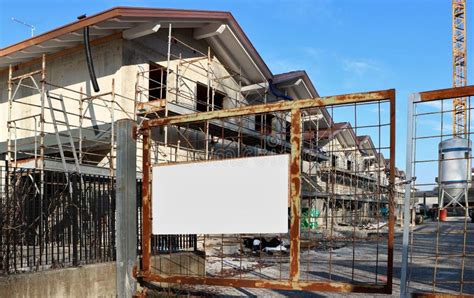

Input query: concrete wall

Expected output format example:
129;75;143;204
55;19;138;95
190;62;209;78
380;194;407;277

0;253;206;297
0;39;128;145
0;262;116;298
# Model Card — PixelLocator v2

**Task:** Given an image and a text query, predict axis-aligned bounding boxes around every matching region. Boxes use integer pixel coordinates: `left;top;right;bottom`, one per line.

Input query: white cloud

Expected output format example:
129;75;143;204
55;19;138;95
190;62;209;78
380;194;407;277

342;59;381;76
271;0;339;24
265;47;324;74
301;47;324;58
337;57;395;91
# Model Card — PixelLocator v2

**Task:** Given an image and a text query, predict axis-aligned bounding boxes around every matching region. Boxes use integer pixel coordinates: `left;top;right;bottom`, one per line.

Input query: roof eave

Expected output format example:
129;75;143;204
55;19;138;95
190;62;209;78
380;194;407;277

0;6;273;79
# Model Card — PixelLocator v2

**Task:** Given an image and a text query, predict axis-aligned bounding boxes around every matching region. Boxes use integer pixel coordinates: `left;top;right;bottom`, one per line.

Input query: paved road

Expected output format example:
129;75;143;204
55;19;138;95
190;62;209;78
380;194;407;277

405;216;474;296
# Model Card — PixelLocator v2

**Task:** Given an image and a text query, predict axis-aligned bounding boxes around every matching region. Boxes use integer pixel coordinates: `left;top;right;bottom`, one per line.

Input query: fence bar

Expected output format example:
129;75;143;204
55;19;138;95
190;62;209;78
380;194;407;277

143;89;395;128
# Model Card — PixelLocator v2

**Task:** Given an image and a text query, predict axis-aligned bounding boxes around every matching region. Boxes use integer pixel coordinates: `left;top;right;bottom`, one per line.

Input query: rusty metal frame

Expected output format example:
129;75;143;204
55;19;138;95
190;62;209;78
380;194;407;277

138;88;396;294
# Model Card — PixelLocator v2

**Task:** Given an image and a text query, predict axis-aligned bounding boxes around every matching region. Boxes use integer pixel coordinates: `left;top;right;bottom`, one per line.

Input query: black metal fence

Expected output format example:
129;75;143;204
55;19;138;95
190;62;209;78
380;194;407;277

0;164;196;275
0;166;115;274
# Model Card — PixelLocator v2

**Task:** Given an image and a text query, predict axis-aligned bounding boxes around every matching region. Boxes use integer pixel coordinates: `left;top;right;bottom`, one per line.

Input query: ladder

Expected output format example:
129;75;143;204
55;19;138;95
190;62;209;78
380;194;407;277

46;91;82;174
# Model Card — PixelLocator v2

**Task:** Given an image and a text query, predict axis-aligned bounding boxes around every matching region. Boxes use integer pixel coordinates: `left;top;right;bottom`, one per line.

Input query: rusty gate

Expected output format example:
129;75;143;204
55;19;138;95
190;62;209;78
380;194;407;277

402;86;474;297
137;89;396;295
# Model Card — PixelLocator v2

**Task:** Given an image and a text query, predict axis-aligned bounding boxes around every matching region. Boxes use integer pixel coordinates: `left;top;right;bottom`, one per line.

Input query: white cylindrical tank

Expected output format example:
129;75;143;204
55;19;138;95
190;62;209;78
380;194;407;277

438;137;472;199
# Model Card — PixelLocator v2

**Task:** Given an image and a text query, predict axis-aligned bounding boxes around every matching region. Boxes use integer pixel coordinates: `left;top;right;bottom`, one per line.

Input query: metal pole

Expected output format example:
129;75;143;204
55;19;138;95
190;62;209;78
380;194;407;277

111;79;116;177
7;65;13;165
79;87;83;165
206;46;211;160
164;24;172;154
400;92;418;297
116;119;137;298
40;54;45;169
39;54;46;267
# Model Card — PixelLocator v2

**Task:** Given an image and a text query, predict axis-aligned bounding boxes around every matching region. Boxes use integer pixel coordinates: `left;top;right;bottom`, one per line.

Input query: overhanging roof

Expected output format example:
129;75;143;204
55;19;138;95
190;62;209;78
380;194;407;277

357;135;377;157
273;70;319;98
0;6;272;82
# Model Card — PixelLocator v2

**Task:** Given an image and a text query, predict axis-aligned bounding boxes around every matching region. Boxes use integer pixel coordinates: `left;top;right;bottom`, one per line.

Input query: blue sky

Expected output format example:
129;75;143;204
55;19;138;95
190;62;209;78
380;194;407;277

0;0;469;186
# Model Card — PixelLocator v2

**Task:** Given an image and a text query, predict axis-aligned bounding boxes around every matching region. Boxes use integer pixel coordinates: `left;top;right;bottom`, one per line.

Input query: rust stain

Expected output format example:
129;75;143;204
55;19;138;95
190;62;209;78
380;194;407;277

131;123;138;141
142;275;388;294
289;108;302;282
419;85;474;102
132;264;138;278
385;92;396;294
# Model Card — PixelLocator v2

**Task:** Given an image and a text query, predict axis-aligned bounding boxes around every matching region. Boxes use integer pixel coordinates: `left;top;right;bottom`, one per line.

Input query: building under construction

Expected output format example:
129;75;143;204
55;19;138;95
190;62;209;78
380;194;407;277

0;7;398;296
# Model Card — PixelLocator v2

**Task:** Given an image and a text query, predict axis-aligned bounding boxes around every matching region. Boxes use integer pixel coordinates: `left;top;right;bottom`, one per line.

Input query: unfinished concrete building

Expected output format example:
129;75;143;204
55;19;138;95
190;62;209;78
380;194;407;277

0;7;396;295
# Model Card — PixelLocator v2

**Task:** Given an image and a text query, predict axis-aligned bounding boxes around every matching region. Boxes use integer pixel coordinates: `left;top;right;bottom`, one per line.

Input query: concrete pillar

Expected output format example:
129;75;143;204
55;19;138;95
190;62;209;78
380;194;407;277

116;119;137;297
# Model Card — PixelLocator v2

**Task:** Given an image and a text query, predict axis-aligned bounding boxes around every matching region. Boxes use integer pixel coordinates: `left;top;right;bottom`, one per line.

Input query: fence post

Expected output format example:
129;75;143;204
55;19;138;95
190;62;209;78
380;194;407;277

400;92;417;297
116;119;137;297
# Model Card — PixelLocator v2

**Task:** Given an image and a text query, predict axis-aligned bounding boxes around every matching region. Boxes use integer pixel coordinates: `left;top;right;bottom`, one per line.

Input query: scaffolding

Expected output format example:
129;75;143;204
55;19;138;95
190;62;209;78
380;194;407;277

133;25;273;170
6;55;136;176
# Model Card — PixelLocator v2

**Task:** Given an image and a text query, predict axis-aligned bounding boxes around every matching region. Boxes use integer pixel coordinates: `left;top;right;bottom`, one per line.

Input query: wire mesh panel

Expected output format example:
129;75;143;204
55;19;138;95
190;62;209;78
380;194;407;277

138;89;396;295
299;100;392;286
402;86;474;296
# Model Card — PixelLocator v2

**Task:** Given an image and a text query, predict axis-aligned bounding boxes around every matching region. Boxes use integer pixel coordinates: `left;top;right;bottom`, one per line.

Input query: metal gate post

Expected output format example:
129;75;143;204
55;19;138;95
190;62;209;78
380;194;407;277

116;119;137;297
289;108;302;282
400;92;418;297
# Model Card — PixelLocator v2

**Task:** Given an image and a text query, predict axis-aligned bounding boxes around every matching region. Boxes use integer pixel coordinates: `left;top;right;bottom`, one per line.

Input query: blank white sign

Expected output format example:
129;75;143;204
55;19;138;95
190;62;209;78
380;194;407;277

152;154;289;235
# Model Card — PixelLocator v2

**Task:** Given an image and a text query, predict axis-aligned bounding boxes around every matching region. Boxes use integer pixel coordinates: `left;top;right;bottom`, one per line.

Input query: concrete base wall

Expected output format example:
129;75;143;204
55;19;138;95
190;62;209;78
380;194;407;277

0;253;206;297
0;262;116;298
152;253;206;276
149;253;206;289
